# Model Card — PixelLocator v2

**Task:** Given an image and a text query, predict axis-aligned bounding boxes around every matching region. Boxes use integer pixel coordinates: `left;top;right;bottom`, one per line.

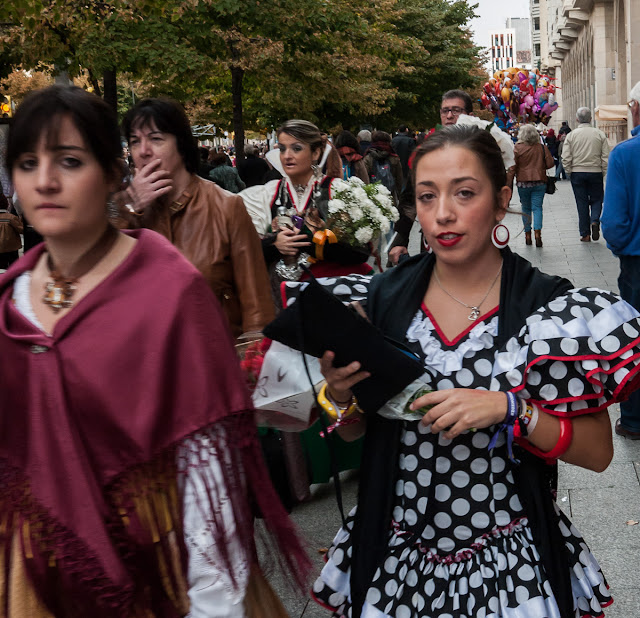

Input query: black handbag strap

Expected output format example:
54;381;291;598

295;268;347;527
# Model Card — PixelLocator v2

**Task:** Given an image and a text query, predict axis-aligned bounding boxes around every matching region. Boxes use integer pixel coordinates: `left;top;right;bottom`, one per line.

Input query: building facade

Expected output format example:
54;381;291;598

489;29;516;73
506;17;533;68
534;0;640;140
490;19;532;74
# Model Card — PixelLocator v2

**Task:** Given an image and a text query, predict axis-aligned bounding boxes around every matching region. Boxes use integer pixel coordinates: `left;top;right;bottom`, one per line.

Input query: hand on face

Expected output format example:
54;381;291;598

127;121;186;210
128;159;172;213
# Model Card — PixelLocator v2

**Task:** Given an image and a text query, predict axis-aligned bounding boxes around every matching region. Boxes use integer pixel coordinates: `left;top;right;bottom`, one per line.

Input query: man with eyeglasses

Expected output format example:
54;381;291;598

388;90;474;265
601;81;640;439
439;90;473;126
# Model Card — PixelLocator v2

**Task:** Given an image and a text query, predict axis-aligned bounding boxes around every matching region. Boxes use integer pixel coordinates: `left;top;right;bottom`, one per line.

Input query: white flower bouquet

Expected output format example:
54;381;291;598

326;177;399;247
455;114;516;170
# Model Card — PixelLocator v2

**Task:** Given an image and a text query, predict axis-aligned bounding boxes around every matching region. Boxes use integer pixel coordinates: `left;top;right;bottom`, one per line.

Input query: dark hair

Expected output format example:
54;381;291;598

122;98;199;174
398;124;409;133
412;125;507;199
198;146;209;160
441;89;474;114
210;152;229;167
276;120;323;155
334;130;360;152
6;85;121;180
371;130;392;144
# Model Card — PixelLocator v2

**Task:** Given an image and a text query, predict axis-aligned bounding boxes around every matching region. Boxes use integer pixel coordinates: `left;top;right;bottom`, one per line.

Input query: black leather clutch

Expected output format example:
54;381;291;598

263;277;424;414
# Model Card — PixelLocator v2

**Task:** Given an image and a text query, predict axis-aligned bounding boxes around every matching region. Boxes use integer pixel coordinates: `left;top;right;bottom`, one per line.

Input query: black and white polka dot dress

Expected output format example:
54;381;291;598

302;277;640;618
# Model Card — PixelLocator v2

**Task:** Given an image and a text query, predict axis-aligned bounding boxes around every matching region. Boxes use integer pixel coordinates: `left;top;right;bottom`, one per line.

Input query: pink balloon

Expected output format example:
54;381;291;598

524;94;534;108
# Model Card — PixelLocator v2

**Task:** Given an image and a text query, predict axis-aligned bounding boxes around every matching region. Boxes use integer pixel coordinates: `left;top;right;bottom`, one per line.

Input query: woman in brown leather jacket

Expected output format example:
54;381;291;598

506;124;555;247
117;98;274;339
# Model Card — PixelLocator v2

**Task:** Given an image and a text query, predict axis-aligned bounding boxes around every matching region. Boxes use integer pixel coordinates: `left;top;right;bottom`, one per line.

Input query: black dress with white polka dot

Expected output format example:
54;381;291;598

311;282;619;618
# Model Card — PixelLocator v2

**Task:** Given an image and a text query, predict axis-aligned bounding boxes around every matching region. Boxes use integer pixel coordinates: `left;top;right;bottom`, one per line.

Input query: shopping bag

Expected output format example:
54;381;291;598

545;176;556;195
251;341;323;423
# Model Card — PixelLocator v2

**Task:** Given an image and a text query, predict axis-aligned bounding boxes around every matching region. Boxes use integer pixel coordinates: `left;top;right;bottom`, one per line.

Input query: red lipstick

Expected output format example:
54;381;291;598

436;232;462;247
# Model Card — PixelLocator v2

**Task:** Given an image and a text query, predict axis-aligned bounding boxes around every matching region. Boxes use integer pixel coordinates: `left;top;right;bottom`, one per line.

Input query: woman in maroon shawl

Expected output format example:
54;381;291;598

0;85;309;616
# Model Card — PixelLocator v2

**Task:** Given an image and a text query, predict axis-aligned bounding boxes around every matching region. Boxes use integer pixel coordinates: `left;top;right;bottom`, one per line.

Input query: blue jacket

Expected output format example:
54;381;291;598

601;125;640;255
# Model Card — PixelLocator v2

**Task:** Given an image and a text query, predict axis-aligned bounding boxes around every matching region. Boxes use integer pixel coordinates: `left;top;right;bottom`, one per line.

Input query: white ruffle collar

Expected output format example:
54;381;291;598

406;309;499;376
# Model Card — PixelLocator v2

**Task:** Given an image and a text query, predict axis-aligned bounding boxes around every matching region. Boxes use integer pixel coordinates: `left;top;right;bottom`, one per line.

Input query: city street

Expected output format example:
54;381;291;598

271;179;640;617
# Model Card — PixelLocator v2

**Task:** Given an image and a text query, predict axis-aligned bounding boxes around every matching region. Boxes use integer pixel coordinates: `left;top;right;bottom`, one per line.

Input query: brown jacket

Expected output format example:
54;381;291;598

507;142;555;187
0;210;23;253
117;176;274;338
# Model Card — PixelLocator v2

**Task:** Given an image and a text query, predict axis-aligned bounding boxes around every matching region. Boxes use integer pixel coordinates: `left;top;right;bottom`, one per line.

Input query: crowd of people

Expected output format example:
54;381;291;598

1;79;640;617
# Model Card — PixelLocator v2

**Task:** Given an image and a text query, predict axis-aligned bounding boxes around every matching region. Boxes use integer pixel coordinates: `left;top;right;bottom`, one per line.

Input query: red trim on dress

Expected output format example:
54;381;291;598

506;335;640;417
269;180;283;213
421;303;499;347
280;280;289;309
582;597;614;618
306;262;374;279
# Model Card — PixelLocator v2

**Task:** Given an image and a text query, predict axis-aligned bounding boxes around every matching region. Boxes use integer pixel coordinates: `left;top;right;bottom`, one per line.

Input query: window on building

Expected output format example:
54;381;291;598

534;17;540;30
534;43;540;56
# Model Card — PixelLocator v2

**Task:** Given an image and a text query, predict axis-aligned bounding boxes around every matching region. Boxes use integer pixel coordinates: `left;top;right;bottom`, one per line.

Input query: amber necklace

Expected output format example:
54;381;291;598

42;224;120;313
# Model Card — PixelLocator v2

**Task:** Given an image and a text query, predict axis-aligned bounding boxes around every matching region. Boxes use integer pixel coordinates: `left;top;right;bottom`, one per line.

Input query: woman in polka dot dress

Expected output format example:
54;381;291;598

306;126;640;618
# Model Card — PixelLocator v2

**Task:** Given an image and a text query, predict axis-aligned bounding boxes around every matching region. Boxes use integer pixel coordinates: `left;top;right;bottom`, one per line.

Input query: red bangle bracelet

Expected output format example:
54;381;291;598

519;416;573;461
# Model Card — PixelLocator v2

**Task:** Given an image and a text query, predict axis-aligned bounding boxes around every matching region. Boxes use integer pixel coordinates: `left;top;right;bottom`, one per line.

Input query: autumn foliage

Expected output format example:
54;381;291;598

0;0;483;140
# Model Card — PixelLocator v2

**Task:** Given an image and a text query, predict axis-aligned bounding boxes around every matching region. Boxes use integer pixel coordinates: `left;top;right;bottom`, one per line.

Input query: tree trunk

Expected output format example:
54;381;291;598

87;68;102;97
103;68;117;114
231;65;245;164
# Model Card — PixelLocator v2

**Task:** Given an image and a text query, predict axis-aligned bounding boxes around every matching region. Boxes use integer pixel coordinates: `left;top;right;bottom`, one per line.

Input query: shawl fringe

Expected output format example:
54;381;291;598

1;412;311;616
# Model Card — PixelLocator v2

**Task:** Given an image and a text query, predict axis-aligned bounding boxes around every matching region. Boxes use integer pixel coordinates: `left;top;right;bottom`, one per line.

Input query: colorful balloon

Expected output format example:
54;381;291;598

485;66;558;129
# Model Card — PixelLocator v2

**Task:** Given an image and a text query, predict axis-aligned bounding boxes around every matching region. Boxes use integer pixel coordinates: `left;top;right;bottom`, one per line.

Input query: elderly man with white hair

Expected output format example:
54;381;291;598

601;81;640;439
561;106;610;241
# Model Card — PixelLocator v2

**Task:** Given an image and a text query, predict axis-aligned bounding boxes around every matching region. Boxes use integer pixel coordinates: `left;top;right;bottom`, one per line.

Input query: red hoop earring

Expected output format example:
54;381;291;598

422;235;432;253
492;224;509;249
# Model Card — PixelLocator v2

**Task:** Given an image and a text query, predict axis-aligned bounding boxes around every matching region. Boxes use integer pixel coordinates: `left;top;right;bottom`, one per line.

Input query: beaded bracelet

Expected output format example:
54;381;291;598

488;391;519;463
516;399;539;437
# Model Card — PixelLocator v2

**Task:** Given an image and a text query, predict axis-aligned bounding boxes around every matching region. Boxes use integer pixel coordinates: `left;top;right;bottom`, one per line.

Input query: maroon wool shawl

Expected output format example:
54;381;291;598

0;229;309;615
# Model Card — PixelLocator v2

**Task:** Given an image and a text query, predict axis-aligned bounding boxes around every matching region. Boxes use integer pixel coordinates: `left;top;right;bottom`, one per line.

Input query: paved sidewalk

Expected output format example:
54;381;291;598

274;180;640;617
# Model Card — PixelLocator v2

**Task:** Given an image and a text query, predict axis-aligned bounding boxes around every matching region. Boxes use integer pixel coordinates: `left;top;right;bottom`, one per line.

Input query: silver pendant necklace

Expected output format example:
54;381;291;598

293;183;306;200
433;261;503;321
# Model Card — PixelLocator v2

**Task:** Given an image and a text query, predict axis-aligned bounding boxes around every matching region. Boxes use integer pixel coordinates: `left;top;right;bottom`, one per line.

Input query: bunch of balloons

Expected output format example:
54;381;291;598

480;67;559;130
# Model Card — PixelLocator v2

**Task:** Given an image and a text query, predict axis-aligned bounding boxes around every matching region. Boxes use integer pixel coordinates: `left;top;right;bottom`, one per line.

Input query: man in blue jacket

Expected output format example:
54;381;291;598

601;80;640;438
